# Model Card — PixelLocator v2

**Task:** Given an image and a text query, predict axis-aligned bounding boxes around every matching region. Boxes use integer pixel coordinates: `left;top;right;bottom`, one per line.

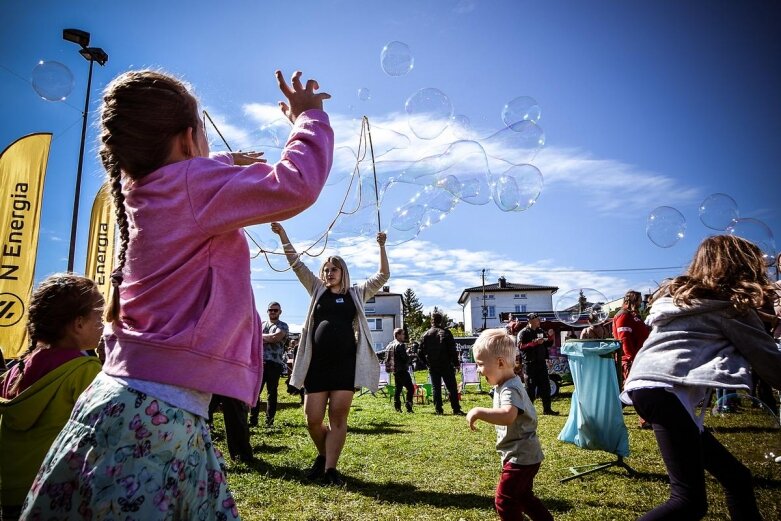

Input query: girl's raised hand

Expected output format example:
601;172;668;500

276;70;331;124
377;232;387;247
270;222;290;242
231;151;266;166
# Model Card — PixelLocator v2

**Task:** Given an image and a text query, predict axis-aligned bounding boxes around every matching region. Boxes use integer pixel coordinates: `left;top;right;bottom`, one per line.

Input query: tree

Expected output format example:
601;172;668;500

402;288;427;342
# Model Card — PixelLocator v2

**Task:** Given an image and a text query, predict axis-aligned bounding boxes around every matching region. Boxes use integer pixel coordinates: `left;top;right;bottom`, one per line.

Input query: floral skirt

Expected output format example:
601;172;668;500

21;374;240;521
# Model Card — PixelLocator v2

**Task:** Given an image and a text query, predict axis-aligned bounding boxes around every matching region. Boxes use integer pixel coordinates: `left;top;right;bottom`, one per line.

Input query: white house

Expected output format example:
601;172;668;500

457;276;558;333
364;285;403;353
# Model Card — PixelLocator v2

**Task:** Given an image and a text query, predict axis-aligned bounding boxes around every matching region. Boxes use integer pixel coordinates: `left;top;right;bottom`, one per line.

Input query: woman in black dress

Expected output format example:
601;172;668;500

272;222;389;485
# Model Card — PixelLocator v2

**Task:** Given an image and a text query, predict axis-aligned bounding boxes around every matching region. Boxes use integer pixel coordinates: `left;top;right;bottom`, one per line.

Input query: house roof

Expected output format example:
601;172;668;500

458;281;559;304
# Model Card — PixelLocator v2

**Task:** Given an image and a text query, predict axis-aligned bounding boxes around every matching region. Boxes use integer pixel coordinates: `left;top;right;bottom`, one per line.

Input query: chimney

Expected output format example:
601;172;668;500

498;276;506;288
383;286;390;292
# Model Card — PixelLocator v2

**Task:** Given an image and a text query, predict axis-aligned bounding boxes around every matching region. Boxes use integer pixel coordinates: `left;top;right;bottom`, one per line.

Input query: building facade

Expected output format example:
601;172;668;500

457;276;558;333
364;285;403;353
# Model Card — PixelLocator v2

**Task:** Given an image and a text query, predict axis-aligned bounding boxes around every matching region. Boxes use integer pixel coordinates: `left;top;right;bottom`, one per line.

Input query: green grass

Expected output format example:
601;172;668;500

210;375;781;520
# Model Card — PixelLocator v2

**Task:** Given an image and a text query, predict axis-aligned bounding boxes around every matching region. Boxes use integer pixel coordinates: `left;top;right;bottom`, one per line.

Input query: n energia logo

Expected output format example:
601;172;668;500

0;293;24;327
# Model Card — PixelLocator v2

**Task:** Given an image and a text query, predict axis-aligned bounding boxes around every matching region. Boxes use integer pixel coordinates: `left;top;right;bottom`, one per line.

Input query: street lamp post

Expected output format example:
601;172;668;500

63;28;108;272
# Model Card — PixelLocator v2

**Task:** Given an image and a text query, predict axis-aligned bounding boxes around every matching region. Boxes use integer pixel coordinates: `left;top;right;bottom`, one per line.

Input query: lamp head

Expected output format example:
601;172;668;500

63;28;90;48
79;47;109;66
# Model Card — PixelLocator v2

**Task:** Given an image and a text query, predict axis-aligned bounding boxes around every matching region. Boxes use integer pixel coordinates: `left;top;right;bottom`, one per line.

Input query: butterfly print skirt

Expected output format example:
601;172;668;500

21;373;241;520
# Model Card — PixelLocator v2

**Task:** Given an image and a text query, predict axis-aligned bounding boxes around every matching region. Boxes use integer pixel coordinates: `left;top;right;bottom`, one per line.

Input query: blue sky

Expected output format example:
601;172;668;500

2;0;779;332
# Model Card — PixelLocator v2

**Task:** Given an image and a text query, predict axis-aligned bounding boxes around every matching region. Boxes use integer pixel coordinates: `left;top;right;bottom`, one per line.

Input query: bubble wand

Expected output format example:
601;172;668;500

363;116;382;233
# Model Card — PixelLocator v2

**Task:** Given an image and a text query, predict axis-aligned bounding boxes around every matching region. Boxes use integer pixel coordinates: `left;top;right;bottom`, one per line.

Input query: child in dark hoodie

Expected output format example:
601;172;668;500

621;235;781;521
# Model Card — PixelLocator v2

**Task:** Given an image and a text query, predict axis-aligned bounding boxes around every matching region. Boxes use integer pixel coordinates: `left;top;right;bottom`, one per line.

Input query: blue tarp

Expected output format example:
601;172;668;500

557;340;629;457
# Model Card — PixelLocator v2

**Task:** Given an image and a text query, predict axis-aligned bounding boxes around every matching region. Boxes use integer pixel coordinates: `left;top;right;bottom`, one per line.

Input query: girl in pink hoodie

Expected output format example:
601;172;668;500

22;69;333;520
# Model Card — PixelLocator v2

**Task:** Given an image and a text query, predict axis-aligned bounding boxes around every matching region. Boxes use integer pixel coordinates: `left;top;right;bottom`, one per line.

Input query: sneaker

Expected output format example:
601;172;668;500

305;455;326;480
542;410;560;416
435;410;444;416
323;467;345;487
394;404;402;413
453;410;466;416
405;402;413;413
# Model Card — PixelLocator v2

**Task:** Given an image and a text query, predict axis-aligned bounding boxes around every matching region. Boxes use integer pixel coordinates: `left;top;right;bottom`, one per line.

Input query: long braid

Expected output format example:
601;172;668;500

103;153;130;323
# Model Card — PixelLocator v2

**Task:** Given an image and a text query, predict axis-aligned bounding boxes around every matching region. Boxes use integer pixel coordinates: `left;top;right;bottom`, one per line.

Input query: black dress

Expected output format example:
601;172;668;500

304;290;357;393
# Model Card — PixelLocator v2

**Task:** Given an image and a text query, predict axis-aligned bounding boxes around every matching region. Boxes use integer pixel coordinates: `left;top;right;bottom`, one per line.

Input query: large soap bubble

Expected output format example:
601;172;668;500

358;87;371;102
554;288;609;327
31;60;74;101
380;41;414;77
480;120;545;164
646;206;686;248
726;218;777;265
492;164;543;212
450;114;472;139
501;96;541;127
699;193;739;231
405;87;454;140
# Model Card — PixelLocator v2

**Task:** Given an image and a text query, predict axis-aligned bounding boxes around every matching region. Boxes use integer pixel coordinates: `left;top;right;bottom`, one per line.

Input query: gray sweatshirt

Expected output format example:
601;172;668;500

625;297;781;391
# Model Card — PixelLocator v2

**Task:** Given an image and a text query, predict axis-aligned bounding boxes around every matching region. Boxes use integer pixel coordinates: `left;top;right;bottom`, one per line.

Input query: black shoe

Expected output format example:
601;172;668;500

248;416;258;427
265;417;274;428
435;410;444;416
542;409;560;416
406;402;413;413
453;409;466;416
323;468;345;487
305;455;326;480
394;404;402;413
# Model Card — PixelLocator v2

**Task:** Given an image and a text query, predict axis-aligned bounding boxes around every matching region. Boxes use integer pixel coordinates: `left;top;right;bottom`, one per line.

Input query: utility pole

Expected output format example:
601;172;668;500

481;268;487;330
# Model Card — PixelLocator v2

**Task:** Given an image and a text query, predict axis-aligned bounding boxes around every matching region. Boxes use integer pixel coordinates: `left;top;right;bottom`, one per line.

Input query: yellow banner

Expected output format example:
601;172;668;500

84;182;116;304
0;133;52;359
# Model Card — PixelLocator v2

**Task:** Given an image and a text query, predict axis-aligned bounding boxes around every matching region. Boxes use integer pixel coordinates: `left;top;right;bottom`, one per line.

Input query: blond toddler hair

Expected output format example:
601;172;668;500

472;328;516;363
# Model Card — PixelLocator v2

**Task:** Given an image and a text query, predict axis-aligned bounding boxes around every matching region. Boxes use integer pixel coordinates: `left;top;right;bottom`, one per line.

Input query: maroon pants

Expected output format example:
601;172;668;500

495;461;553;521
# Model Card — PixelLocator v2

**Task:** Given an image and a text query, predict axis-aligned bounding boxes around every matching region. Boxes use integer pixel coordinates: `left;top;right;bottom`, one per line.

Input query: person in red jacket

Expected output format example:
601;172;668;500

613;291;649;380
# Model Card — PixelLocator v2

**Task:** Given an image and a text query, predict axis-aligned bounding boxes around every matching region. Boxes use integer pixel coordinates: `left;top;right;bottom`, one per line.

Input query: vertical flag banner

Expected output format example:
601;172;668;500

84;182;116;304
0;133;52;359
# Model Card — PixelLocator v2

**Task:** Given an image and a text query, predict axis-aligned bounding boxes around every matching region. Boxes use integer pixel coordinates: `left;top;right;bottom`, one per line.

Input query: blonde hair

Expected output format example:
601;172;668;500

319;255;351;294
652;235;775;315
472;328;516;362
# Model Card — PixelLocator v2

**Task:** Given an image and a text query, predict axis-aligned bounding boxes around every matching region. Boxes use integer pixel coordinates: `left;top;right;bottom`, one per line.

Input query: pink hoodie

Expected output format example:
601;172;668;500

103;109;333;405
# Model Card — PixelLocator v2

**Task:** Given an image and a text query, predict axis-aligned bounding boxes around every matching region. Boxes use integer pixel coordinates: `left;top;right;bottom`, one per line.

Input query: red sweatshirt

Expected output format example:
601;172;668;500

612;310;649;363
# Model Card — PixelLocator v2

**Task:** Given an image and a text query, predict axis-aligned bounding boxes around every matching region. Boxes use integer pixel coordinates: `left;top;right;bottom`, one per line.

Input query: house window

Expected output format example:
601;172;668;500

368;318;383;331
366;297;376;303
365;306;375;314
374;342;384;353
487;306;496;318
488;294;495;300
514;293;527;299
514;305;521;313
521;304;527;312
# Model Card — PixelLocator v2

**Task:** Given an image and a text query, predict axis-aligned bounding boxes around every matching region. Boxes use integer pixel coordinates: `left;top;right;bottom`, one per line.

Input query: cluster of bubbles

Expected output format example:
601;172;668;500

238;40;548;252
553;288;609;328
31;60;74;102
342;42;546;246
646;193;777;264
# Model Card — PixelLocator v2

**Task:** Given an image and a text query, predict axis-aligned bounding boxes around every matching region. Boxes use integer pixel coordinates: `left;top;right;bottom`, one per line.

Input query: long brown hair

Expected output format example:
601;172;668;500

653;235;775;315
99;70;200;321
319;255;351;294
621;290;642;313
7;274;100;395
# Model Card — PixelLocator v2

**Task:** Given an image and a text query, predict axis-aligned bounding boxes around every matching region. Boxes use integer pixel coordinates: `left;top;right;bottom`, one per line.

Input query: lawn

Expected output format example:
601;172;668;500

210;374;781;520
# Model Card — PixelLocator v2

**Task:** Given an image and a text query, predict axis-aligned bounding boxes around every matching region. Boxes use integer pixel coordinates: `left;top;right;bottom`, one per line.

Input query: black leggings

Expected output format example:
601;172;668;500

630;387;761;521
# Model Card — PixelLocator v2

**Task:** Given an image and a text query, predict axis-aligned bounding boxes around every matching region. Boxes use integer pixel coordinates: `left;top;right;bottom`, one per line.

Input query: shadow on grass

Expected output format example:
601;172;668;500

708;425;780;434
349;420;407;435
229;458;575;512
252;442;290;455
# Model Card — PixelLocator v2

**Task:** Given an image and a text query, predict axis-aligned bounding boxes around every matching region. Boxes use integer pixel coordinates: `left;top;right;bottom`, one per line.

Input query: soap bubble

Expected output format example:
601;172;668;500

699;193;739;231
480;121;545;164
405;87;453;140
450;114;473;139
380;41;414;77
554;288;609;327
646;206;686;248
31;60;74;101
726;218;777;265
391;203;425;231
492;164;543;212
708;392;781;471
501;96;541;127
358;87;371;101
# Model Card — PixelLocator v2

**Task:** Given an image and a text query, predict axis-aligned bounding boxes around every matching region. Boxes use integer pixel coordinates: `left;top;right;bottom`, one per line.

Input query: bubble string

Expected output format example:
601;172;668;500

203;109;379;272
364;116;382;232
